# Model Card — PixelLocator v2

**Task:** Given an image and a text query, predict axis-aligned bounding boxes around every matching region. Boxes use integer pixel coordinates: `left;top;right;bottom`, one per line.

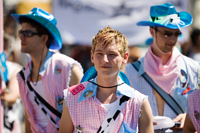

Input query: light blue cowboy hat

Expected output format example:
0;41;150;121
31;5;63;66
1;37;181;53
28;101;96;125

137;3;193;29
12;7;62;50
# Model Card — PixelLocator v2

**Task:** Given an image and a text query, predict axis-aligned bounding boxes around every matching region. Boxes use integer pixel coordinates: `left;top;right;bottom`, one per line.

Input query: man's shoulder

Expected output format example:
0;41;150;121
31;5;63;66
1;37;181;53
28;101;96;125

67;82;89;96
126;57;144;74
51;52;77;64
182;54;199;72
127;87;148;105
53;52;74;60
132;88;147;98
182;54;199;65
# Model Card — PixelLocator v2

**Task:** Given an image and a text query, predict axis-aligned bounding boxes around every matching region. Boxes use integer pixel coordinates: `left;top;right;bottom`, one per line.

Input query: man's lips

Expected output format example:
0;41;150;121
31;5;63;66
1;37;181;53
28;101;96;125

21;42;26;46
166;43;175;47
101;66;111;68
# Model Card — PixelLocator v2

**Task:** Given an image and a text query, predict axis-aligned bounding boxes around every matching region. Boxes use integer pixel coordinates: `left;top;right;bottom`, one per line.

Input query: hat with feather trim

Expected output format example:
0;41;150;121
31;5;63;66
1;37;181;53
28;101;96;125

137;3;193;29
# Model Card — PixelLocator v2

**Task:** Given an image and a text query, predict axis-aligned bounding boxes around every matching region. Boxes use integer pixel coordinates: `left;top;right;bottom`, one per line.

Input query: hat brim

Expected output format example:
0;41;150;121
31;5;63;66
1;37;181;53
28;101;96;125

137;11;193;29
12;14;62;50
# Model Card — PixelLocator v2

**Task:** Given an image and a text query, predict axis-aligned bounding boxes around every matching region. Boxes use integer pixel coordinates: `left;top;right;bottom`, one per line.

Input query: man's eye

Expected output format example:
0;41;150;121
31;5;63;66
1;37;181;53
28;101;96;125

175;32;182;36
164;32;172;37
27;31;33;37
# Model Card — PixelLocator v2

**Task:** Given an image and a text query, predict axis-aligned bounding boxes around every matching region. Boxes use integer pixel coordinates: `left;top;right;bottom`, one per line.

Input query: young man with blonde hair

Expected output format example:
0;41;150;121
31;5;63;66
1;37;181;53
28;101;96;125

60;26;154;133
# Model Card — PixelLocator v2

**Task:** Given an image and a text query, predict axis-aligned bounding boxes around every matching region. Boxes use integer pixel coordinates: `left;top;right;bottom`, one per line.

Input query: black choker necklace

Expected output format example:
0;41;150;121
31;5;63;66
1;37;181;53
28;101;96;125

88;81;124;88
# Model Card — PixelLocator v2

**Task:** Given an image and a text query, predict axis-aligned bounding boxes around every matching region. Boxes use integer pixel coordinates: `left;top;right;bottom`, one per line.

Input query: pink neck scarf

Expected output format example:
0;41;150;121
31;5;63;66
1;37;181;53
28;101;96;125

144;46;181;94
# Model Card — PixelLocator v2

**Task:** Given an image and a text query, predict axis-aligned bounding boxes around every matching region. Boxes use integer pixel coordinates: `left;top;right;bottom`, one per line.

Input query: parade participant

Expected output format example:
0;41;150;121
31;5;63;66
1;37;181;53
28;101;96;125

59;26;154;133
125;3;199;133
183;89;200;133
12;7;83;133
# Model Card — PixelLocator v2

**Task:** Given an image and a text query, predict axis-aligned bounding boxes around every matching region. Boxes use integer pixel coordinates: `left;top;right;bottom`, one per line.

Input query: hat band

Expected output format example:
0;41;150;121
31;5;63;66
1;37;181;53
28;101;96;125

28;10;55;21
150;14;185;30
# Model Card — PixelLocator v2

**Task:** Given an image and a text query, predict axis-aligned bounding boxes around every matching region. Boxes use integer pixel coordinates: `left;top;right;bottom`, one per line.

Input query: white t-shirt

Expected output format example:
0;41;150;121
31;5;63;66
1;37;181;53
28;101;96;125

101;100;118;112
28;80;50;130
101;98;120;132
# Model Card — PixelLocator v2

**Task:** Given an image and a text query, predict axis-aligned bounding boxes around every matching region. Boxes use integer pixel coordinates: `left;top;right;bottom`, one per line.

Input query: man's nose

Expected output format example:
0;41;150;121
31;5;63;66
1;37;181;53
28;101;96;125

172;34;178;41
102;55;109;62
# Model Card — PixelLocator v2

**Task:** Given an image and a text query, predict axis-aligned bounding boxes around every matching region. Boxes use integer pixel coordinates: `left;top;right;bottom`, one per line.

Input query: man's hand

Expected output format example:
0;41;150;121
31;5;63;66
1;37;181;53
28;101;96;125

171;113;186;132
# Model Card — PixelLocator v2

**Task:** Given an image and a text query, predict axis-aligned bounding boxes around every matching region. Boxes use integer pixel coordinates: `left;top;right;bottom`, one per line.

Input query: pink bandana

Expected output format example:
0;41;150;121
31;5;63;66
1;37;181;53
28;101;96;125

144;46;181;94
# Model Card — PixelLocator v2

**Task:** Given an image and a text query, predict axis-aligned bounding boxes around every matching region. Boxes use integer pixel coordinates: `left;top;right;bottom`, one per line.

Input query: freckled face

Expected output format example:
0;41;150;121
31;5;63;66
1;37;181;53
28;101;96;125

91;43;128;78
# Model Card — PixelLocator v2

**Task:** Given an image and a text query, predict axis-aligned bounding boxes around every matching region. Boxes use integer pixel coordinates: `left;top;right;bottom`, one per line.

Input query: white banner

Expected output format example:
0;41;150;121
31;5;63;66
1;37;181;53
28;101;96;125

53;0;189;46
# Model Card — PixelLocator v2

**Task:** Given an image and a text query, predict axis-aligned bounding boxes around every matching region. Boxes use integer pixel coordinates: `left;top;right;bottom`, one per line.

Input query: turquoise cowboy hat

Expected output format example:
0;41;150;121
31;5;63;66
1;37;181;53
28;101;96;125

12;7;62;50
137;3;193;29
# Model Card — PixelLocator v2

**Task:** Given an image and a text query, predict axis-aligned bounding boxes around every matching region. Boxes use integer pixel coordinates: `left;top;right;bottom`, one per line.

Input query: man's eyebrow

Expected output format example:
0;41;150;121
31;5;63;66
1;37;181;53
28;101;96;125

163;30;180;33
95;49;103;52
108;51;118;53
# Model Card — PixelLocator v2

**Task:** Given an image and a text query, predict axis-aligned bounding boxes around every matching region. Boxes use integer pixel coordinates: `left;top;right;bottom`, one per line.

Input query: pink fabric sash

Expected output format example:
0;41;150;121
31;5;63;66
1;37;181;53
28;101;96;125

144;46;181;94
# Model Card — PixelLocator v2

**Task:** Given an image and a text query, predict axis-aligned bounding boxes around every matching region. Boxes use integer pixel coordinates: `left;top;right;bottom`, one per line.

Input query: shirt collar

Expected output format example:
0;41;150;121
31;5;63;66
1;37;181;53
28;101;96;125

39;50;53;76
26;50;53;80
78;77;136;103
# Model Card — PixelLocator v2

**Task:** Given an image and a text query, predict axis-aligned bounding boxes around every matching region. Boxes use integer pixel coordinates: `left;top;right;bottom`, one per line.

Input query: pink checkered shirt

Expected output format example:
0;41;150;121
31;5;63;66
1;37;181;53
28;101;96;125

17;52;82;133
187;89;200;132
64;80;146;133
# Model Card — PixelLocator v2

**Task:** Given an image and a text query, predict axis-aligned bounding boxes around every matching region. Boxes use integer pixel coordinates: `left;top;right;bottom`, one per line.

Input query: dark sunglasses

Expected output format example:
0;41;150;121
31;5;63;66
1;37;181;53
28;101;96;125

155;29;182;38
18;30;43;37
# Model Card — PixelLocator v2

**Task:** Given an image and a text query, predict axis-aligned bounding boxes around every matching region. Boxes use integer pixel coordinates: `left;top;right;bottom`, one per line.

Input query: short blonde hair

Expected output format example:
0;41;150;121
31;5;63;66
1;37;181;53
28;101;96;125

92;26;128;56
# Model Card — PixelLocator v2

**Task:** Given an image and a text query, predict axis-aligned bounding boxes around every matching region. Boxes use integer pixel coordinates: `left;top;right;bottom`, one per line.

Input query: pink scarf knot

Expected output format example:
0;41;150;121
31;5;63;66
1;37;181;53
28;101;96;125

144;46;181;94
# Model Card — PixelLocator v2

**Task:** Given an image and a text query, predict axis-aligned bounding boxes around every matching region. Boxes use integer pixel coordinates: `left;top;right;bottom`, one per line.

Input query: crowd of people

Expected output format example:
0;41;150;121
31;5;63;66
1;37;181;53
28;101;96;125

1;2;200;133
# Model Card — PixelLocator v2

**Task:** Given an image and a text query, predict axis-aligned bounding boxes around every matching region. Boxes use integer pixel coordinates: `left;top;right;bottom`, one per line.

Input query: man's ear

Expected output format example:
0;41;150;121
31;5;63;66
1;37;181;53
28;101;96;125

41;34;48;45
122;52;129;64
91;51;94;63
150;27;155;37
